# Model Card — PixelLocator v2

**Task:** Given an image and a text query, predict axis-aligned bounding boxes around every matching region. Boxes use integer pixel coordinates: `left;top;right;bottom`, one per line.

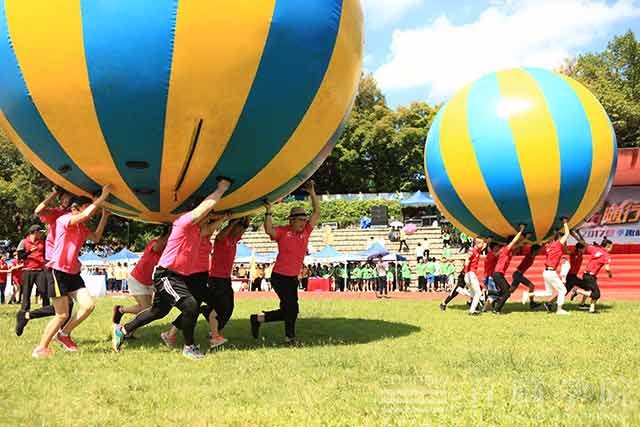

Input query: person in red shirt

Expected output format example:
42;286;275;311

251;181;320;344
9;257;23;305
440;237;488;313
576;239;613;314
16;225;47;314
111;228;171;324
15;187;75;337
483;242;501;307
538;219;571;315
563;230;590;306
510;244;543;309
32;185;112;359
0;254;9;305
112;178;231;360
491;224;526;314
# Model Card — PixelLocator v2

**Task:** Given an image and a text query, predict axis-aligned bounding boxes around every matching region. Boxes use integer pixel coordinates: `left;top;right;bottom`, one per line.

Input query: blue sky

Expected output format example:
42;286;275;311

361;0;640;108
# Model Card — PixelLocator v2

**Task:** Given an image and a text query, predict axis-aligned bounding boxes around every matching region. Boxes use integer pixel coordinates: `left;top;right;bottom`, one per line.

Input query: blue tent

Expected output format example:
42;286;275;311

400;191;435;207
79;251;107;265
307;245;345;262
361;243;390;260
106;248;140;263
382;253;407;261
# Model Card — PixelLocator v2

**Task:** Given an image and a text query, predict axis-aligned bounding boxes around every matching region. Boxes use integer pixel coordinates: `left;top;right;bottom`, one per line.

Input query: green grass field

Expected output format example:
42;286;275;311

1;296;639;426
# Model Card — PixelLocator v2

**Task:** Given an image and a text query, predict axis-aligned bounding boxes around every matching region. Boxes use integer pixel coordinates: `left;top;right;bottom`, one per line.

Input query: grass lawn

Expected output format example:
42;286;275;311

1;296;639;426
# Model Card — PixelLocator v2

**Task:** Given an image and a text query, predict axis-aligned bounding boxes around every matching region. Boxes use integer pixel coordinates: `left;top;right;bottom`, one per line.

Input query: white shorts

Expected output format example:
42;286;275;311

127;274;153;296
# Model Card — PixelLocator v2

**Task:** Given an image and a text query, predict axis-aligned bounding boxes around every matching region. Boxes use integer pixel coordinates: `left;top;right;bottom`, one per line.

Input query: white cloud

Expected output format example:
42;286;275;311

374;0;640;102
361;0;424;29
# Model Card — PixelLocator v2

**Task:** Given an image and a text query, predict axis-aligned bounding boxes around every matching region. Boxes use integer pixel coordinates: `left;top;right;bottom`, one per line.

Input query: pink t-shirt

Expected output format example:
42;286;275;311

193;236;212;274
130;239;161;286
209;234;241;279
272;223;313;277
46;213;90;275
158;213;201;276
38;207;67;260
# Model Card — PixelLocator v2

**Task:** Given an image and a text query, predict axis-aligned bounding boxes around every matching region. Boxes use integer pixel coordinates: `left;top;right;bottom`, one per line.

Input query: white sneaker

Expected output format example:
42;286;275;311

556;309;570;315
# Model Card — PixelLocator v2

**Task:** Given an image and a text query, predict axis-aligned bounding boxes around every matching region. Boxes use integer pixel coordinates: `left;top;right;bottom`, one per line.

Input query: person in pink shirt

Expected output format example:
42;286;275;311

111;227;171;325
32;185;112;359
161;213;234;350
537;219;571;315
15;186;75;337
112;178;231;360
250;181;320;345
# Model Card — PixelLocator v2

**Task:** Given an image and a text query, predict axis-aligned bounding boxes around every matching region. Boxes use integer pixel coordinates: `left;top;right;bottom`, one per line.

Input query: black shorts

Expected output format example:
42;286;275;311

565;274;587;292
208;276;233;296
47;269;85;298
152;267;195;305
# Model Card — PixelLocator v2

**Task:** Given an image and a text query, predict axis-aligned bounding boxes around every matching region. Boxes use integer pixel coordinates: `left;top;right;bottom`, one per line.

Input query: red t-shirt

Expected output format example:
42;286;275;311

130;239;161;286
544;241;564;270
516;251;536;273
272;223;313;277
158;213;201;276
193;236;212;274
585;245;611;276
494;246;513;275
38;207;67;261
463;247;481;273
568;252;583;275
0;261;8;282
12;266;22;285
484;252;498;277
46;213;90;275
18;238;46;270
209;234;241;279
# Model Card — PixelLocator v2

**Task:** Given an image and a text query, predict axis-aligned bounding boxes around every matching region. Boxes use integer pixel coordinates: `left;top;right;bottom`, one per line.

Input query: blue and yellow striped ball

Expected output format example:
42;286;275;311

0;0;363;222
424;68;617;242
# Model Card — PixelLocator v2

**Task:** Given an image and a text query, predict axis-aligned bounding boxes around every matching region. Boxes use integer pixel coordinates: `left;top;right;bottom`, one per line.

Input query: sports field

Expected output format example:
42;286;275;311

1;295;639;426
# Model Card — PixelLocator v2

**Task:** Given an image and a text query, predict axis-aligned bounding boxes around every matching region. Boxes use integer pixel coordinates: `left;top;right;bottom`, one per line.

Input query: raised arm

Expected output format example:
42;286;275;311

263;202;277;239
506;224;526;250
34;187;58;216
69;184;112;226
558;219;570;246
190;178;232;225
304;180;321;228
87;209;111;242
571;228;586;246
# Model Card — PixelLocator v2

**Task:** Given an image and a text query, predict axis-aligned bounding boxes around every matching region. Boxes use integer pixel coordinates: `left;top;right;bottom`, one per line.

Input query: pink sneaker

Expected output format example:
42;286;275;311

160;331;177;348
208;335;228;349
55;332;78;352
32;346;53;359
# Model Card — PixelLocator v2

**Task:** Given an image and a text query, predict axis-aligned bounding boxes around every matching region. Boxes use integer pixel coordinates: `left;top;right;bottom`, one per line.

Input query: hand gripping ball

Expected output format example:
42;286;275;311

424;68;617;242
0;0;363;222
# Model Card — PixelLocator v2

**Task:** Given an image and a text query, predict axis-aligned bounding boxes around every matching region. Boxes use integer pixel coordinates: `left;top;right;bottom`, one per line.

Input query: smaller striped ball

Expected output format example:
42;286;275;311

424;68;618;242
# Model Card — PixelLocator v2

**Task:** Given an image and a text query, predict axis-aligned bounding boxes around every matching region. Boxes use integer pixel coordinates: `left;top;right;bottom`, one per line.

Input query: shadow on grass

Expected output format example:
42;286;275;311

104;317;421;353
444;302;614;314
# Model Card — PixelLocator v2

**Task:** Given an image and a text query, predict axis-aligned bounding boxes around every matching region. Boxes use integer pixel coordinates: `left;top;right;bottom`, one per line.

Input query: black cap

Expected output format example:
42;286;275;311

71;196;93;209
27;224;42;234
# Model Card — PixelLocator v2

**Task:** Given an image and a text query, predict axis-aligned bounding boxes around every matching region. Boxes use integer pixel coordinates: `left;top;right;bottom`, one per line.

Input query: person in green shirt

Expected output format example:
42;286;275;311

443;246;452;261
352;264;362;292
401;262;412;292
442;231;451;248
416;259;427;291
387;263;396;292
425;258;435;292
364;264;375;292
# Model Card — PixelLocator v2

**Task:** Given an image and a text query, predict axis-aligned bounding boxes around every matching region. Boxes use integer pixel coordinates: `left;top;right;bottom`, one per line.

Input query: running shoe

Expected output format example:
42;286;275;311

578;303;590;310
182;345;204;360
112;305;124;324
556;309;570;315
284;336;297;346
543;302;554;312
112;324;126;352
468;311;481;316
208;335;228;349
439;303;446;311
32;346;53;359
160;331;177;348
530;301;543;310
16;310;28;336
250;314;260;339
55;332;78;352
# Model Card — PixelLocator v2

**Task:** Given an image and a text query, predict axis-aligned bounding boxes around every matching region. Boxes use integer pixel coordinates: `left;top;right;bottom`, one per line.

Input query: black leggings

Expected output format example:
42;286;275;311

263;272;299;339
444;274;466;305
20;270;49;311
172;277;235;332
0;282;5;304
376;277;387;295
583;274;601;300
492;272;511;313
